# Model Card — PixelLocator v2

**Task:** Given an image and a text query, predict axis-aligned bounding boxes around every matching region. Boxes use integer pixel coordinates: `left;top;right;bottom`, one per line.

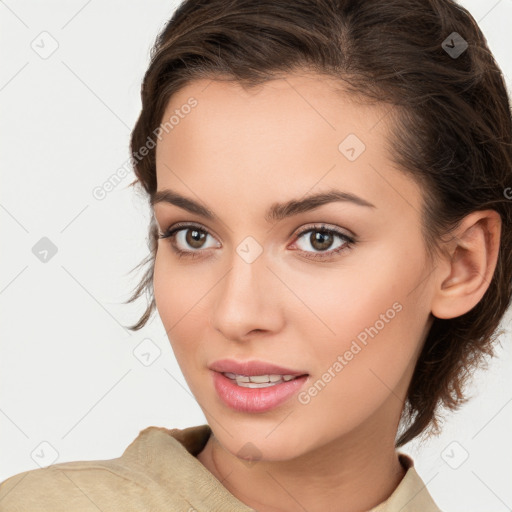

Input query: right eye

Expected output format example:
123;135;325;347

158;222;221;258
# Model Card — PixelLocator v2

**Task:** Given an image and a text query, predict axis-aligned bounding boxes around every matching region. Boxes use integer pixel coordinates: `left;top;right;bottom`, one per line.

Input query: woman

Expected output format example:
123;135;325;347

1;0;510;510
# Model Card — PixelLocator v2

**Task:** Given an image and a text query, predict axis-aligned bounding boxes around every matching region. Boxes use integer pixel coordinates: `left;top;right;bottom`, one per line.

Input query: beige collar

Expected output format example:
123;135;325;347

123;424;442;512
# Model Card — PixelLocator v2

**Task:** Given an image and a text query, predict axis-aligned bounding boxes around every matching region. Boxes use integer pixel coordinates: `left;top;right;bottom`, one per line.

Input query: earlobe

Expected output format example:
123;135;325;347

430;210;502;320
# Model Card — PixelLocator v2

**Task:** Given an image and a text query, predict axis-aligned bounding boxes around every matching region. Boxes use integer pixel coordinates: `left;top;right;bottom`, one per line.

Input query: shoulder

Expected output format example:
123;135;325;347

0;425;210;512
0;454;153;512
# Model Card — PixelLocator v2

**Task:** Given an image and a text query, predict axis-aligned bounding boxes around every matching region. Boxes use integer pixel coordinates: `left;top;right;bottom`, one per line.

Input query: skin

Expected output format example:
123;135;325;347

152;71;501;512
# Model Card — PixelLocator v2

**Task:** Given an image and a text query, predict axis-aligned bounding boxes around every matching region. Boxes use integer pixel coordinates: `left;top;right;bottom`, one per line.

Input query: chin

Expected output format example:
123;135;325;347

212;422;310;463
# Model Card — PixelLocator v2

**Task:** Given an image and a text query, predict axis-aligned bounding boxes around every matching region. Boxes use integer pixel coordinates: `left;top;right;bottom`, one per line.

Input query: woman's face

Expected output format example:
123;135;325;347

152;72;436;460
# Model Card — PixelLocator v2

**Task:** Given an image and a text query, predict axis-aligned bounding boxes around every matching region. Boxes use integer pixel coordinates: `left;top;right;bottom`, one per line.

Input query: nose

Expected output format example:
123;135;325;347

210;248;284;341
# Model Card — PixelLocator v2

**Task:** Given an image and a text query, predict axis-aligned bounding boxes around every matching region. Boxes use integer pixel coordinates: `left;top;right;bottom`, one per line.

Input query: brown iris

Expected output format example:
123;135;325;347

309;231;334;251
186;228;207;249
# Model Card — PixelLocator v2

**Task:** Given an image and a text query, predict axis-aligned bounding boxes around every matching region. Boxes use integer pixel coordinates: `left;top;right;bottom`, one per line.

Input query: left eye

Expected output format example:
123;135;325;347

291;226;354;256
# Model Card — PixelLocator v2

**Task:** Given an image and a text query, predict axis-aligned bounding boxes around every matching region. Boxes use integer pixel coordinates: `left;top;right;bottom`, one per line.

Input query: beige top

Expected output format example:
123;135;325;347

0;424;443;511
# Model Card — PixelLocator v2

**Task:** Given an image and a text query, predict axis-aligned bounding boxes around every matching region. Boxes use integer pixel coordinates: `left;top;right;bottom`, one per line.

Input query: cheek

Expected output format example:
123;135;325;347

291;299;419;441
153;249;209;358
153;247;212;322
153;248;237;396
286;246;426;416
285;237;425;350
153;249;180;324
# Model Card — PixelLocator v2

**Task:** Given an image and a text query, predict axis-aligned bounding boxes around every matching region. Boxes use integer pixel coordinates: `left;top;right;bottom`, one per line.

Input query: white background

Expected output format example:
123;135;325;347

1;1;511;511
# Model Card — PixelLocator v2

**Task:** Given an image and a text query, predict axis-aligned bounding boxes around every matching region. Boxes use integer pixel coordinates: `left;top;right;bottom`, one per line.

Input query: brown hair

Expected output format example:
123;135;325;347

124;0;512;448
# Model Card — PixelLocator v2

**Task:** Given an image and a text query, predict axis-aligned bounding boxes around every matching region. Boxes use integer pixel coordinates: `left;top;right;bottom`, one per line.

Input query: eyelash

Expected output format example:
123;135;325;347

157;222;356;261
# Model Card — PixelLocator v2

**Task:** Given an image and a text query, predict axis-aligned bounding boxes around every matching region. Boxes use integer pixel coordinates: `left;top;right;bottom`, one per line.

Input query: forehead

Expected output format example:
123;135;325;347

157;73;387;154
154;72;423;220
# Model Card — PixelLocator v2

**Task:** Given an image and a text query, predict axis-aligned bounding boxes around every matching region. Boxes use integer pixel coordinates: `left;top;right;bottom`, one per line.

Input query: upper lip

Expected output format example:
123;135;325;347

209;359;309;377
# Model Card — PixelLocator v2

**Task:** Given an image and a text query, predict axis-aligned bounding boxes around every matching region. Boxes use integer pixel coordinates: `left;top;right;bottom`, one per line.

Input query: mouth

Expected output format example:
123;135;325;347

208;358;310;412
209;360;310;413
221;372;308;388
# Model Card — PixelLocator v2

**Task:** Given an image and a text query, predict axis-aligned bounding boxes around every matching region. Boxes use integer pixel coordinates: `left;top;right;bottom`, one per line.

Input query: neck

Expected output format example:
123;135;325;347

197;399;407;512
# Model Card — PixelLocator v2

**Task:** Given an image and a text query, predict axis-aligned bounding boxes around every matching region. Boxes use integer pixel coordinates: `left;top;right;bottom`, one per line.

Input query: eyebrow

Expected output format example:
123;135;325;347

150;188;376;223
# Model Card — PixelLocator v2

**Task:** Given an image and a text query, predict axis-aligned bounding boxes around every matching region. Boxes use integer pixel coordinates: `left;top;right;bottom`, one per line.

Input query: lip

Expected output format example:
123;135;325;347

208;358;310;413
209;358;308;377
211;371;310;413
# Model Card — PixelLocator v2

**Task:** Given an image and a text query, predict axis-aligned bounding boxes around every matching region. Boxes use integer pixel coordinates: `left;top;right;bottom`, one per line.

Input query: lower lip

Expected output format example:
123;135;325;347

211;371;309;413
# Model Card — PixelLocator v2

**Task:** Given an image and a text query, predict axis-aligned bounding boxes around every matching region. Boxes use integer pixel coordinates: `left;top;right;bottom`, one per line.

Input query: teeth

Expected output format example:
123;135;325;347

249;374;281;383
222;372;300;388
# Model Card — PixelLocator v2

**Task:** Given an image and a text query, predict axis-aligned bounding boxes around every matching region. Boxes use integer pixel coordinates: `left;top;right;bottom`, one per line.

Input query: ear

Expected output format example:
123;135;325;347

430;210;502;320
